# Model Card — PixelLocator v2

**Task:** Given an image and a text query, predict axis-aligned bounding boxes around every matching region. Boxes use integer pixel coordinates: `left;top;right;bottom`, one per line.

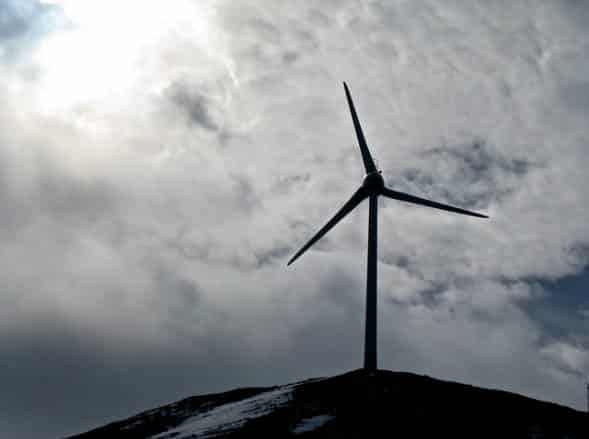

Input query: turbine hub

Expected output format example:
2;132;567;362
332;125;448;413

362;171;384;194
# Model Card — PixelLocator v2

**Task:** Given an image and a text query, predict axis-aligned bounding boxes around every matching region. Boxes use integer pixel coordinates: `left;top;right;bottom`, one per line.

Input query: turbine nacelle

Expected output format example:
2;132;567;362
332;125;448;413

362;171;384;194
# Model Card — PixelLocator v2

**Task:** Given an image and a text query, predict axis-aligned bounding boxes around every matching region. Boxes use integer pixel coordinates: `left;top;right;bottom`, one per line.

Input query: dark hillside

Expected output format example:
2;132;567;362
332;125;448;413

67;369;587;438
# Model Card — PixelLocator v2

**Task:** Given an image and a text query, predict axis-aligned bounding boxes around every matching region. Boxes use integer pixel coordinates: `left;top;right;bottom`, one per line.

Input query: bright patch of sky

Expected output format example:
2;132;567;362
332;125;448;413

0;1;588;438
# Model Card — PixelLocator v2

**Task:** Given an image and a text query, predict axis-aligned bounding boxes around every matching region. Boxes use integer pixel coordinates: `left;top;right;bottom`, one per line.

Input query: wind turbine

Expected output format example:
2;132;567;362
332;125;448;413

287;82;488;371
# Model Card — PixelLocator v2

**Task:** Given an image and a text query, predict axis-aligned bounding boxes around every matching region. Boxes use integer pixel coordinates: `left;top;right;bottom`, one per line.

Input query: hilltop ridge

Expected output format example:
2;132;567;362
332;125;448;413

67;369;587;438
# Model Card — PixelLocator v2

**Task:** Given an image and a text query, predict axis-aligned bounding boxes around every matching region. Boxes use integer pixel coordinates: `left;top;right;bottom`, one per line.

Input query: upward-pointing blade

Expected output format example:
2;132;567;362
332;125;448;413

380;187;488;218
287;187;367;266
343;82;377;174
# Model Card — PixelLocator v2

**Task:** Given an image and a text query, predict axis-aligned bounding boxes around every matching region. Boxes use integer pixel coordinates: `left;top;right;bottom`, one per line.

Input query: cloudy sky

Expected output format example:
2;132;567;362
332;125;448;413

1;0;588;437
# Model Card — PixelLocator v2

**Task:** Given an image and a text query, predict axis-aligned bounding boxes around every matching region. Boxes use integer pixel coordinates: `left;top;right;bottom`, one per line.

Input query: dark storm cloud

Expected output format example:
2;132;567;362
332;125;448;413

0;148;120;240
389;139;537;208
0;312;257;438
0;260;367;438
168;82;220;132
230;173;260;213
559;0;589;27
426;140;533;179
318;266;363;311
1;1;589;437
561;81;589;112
154;269;202;321
252;245;292;268
37;171;120;228
0;0;63;59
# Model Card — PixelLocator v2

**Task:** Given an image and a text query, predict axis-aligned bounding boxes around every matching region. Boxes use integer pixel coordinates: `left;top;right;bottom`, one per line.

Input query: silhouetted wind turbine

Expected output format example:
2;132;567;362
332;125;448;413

287;82;488;371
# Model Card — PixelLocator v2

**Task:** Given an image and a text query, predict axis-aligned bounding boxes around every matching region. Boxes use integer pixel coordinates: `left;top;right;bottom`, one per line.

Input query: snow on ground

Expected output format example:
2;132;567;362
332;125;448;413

150;384;297;439
291;414;335;434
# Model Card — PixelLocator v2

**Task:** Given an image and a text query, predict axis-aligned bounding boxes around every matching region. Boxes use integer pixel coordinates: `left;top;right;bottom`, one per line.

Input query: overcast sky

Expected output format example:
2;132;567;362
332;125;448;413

1;1;588;437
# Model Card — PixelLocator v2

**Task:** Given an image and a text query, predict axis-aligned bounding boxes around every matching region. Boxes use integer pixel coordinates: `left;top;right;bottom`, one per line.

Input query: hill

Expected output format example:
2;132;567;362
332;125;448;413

66;369;587;438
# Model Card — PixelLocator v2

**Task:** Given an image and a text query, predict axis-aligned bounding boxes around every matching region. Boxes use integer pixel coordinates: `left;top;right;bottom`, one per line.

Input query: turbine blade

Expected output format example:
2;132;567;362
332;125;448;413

343;82;377;173
287;187;367;266
380;187;488;218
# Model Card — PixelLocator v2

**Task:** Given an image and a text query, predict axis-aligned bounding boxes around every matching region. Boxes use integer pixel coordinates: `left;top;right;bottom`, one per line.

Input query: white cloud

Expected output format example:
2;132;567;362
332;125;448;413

0;1;588;437
541;341;589;378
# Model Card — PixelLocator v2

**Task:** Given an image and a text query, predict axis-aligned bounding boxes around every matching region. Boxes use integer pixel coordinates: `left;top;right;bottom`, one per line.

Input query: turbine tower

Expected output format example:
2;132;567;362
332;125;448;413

287;82;488;371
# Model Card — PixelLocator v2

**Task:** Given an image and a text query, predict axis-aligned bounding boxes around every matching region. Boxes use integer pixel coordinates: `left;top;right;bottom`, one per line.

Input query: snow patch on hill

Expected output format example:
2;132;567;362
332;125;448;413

291;414;335;434
150;384;296;438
